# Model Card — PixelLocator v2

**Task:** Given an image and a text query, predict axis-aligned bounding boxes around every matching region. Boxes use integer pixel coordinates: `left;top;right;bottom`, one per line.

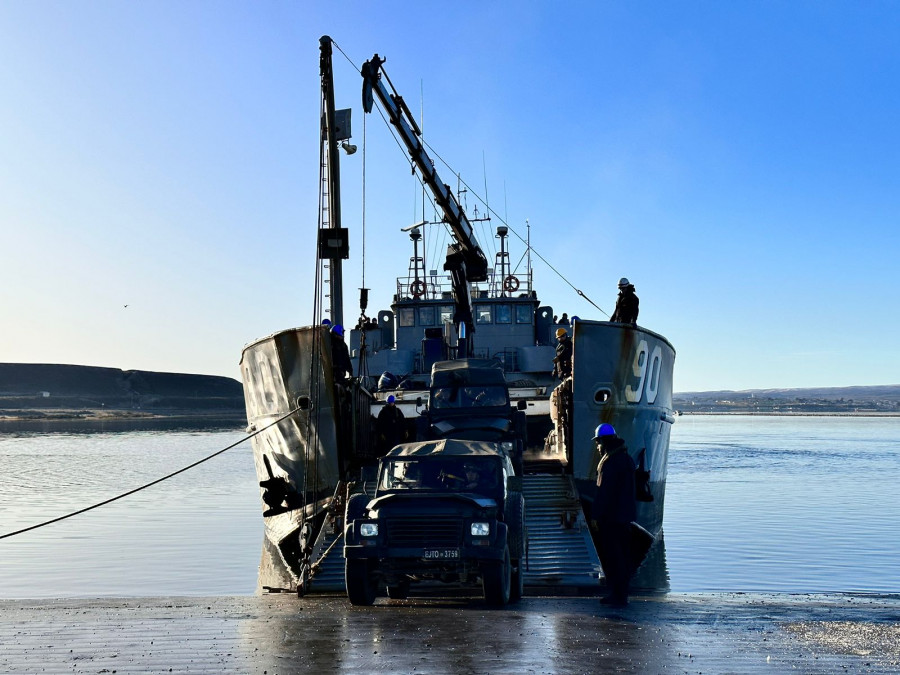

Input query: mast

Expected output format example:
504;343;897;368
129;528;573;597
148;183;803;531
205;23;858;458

319;35;349;327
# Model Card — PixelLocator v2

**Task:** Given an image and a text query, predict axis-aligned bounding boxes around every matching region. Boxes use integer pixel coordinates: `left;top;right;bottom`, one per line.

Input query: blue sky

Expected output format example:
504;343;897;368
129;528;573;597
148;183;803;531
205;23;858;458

2;1;898;392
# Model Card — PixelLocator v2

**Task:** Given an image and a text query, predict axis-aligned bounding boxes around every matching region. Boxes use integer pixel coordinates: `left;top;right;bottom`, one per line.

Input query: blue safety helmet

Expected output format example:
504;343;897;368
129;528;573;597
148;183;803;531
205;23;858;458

330;324;344;338
321;318;332;326
594;423;616;439
571;315;580;324
387;395;396;404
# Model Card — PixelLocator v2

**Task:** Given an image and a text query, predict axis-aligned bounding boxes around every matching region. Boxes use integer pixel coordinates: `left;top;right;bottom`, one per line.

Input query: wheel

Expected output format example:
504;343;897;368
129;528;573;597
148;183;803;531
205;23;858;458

345;493;369;526
386;578;410;599
345;558;377;606
482;545;511;606
504;491;526;560
510;558;524;602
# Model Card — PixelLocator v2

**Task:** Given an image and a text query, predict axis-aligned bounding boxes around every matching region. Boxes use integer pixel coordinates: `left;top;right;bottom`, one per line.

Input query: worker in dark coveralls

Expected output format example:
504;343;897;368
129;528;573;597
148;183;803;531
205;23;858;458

552;328;573;380
330;324;353;381
591;423;637;607
610;277;639;325
376;395;406;454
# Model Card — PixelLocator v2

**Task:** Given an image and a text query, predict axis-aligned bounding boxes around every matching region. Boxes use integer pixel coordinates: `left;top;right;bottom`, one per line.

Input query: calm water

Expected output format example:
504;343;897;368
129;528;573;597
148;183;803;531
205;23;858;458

0;416;897;598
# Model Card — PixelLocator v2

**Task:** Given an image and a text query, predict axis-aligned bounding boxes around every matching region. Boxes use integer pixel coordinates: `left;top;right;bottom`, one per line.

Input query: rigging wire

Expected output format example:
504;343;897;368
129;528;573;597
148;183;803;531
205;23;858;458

422;138;609;317
0;405;303;541
330;41;607;316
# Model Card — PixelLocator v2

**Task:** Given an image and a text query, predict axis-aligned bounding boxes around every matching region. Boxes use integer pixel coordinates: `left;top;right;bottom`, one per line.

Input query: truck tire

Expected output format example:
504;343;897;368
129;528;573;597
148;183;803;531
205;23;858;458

345;493;369;527
510;557;524;602
345;558;377;606
386;578;410;599
482;544;511;606
504;491;526;560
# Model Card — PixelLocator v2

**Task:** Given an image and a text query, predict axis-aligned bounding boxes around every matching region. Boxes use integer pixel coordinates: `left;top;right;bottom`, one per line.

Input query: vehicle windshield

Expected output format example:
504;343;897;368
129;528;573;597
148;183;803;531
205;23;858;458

430;385;508;409
379;457;502;498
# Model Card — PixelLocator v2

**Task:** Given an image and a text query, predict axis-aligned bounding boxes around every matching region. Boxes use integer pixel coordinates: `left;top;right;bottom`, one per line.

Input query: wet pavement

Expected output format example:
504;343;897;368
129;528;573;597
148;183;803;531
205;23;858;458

1;593;898;673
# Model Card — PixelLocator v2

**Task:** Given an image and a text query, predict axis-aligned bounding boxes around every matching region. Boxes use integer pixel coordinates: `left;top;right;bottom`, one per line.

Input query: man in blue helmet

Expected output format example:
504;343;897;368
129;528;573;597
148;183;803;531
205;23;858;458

376;394;407;455
591;423;637;607
329;324;353;381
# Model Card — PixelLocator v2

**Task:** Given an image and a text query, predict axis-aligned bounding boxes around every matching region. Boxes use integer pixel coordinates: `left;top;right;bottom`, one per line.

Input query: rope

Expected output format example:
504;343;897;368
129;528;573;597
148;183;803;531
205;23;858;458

0;405;303;541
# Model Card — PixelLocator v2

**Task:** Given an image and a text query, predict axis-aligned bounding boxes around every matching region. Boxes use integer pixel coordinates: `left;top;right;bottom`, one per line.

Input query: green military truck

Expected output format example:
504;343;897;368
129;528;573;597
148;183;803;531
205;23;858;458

343;438;526;605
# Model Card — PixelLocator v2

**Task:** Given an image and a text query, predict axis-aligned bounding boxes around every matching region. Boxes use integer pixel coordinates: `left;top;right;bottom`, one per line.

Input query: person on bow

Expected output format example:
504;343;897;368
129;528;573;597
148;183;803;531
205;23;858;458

591;423;637;607
329;324;353;381
610;278;639;325
552;328;573;380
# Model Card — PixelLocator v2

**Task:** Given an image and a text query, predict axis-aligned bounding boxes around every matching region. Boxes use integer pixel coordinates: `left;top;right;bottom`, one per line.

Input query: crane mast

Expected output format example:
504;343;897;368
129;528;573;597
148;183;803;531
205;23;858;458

361;54;489;356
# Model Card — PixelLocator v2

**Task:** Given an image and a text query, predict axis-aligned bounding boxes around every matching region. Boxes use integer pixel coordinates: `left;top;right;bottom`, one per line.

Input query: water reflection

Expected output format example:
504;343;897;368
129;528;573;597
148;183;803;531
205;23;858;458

237;596;679;673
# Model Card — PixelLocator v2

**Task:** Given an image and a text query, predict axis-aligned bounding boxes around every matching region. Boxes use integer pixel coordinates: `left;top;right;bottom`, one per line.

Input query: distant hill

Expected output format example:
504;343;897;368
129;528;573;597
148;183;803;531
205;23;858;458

674;384;900;414
0;363;244;412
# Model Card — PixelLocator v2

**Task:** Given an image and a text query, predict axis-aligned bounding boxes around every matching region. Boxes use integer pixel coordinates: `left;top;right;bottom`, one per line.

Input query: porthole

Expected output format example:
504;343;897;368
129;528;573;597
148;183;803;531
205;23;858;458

594;388;612;404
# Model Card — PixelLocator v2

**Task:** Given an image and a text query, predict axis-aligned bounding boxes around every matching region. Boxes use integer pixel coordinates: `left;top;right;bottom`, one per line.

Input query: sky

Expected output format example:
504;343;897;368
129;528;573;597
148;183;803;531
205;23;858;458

1;1;899;393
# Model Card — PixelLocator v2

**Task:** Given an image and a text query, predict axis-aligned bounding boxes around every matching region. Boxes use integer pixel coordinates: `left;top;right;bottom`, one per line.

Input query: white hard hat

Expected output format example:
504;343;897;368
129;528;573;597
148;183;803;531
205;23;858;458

618;277;630;288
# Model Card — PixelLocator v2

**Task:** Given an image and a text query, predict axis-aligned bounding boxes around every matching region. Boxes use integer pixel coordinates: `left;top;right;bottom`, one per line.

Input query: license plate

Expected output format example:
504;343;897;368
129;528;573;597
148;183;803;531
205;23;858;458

423;549;460;560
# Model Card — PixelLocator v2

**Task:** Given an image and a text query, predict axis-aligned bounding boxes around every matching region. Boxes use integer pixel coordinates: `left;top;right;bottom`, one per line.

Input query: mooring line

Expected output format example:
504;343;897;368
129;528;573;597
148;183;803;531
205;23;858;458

0;405;302;541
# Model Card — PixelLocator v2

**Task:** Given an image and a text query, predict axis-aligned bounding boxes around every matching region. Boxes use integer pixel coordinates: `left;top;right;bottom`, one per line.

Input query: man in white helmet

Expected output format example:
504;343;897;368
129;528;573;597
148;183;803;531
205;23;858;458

610;278;639;325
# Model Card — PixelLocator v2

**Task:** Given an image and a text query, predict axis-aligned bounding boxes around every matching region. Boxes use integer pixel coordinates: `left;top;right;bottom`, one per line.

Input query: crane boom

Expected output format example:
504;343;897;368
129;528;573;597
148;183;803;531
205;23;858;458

362;54;489;353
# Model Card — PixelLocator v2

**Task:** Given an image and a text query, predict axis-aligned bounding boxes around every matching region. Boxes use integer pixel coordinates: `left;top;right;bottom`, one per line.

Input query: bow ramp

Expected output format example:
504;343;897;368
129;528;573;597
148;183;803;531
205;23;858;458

304;474;604;595
521;474;603;592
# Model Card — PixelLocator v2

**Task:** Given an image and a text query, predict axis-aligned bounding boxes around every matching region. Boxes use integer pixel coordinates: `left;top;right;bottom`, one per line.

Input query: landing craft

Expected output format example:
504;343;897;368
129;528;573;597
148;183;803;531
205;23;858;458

240;36;675;599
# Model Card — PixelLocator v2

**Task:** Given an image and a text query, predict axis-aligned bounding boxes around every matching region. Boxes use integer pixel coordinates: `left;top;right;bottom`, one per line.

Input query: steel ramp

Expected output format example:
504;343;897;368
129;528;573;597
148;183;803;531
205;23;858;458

307;526;347;593
521;474;603;591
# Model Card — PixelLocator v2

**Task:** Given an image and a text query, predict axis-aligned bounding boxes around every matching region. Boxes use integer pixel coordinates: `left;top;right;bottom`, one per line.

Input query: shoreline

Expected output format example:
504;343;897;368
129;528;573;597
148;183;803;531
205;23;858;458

1;592;897;673
0;408;246;432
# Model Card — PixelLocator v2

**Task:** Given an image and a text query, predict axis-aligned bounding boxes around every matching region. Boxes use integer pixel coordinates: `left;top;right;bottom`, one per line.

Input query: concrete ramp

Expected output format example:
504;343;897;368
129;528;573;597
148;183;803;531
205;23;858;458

521;474;603;592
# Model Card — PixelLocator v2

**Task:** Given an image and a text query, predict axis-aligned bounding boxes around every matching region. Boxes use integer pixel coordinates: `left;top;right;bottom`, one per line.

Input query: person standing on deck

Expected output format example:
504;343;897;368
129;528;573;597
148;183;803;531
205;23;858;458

591;423;637;607
330;324;353;381
376;395;406;454
552;328;573;380
610;278;639;325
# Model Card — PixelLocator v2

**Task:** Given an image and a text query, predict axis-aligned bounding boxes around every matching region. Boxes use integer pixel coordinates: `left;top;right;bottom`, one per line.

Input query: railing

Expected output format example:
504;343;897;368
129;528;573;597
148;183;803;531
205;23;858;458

396;270;534;301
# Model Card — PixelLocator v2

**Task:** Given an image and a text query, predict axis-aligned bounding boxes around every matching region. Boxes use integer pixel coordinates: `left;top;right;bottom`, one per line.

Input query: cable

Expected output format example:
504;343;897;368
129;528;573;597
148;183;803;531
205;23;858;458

0;405;303;541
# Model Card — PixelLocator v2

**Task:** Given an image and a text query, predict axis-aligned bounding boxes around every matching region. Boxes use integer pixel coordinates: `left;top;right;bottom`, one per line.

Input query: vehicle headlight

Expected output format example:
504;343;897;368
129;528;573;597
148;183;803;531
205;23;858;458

360;523;379;537
470;522;490;536
501;441;514;452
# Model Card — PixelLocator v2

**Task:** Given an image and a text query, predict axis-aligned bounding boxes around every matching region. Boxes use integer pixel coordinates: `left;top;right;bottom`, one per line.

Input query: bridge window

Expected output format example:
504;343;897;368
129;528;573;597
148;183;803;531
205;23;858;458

495;304;511;324
418;306;435;326
439;305;453;324
475;306;493;324
398;307;415;327
515;305;532;324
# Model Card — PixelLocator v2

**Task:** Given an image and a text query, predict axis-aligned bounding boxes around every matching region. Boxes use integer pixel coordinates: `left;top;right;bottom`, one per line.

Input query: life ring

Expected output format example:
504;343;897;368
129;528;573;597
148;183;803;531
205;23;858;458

503;275;520;293
409;279;427;298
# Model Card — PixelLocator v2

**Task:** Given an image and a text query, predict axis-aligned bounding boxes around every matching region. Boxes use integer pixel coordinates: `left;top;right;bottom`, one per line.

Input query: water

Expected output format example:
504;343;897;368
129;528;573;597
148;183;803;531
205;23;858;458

1;416;898;598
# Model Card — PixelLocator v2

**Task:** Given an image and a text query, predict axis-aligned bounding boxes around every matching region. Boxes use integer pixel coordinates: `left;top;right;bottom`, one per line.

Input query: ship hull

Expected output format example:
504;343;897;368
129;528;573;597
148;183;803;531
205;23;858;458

569;320;676;537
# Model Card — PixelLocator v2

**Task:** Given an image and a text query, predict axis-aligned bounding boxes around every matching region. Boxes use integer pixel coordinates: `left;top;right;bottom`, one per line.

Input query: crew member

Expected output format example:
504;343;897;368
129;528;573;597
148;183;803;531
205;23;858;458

462;462;495;493
376;395;406;454
330;324;353;381
591;423;637;607
552;328;573;380
610;278;639;325
559;313;570;326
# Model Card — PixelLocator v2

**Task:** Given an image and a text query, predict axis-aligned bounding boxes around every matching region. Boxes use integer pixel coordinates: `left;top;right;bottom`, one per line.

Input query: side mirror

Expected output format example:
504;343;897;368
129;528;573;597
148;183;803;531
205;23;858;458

517;400;527;411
